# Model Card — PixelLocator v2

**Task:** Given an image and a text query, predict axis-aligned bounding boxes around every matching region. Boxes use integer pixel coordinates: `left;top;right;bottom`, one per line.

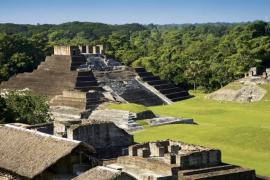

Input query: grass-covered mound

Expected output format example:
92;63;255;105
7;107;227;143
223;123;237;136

106;91;270;176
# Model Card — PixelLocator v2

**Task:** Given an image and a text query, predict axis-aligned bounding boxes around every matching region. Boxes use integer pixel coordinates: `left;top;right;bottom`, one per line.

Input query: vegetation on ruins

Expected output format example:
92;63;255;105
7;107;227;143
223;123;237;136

0;90;51;124
107;87;270;177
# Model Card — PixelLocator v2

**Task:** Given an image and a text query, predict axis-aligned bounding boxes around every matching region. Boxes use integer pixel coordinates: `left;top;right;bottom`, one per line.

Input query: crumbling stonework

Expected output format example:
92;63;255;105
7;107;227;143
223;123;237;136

108;140;256;180
88;109;143;132
67;120;134;158
54;46;80;56
93;69;166;106
128;140;221;170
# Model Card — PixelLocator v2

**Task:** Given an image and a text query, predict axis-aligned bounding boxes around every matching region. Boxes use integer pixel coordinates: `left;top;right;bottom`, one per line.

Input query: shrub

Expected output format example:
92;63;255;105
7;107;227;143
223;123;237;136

1;89;52;124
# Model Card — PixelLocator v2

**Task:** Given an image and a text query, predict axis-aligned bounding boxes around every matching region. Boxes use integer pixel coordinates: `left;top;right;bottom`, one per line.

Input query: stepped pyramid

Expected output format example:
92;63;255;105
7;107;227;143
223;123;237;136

0;55;86;97
135;67;190;102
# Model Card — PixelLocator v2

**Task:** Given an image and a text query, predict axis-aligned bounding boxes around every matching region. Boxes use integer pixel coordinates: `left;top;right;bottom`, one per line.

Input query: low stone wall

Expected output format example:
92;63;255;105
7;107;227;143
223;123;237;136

26;123;54;135
178;164;256;180
117;156;174;175
128;140;221;170
67;121;134;158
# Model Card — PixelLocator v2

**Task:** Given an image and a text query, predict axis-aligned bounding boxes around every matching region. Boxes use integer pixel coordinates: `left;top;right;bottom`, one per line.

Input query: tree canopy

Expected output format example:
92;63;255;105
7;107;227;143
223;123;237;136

0;90;51;124
0;21;269;91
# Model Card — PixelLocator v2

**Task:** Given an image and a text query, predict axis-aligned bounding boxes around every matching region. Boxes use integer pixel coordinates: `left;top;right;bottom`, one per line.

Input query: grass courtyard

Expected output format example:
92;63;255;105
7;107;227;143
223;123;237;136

108;91;270;176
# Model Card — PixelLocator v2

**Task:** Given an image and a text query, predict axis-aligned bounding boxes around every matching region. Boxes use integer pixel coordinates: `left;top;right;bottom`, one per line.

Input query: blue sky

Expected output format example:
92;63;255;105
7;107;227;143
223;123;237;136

0;0;269;24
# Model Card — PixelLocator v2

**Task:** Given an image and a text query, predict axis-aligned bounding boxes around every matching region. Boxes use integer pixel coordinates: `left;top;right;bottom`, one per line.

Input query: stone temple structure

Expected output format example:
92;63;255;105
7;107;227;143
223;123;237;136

0;45;190;108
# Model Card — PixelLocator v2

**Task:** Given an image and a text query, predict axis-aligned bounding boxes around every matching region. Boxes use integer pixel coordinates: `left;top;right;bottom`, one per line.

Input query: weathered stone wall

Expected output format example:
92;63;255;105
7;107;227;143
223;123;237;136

54;46;73;56
117;156;173;175
128;140;221;170
26;123;54;135
67;121;133;149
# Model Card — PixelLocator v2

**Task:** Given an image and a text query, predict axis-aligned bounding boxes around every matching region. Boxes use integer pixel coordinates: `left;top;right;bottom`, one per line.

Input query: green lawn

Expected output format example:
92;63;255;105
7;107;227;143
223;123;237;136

107;91;270;176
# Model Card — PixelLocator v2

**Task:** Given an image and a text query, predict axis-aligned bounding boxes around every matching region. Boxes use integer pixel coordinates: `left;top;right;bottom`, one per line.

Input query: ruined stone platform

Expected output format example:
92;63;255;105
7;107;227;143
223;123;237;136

146;117;194;126
0;55;85;98
108;140;256;180
88;109;143;132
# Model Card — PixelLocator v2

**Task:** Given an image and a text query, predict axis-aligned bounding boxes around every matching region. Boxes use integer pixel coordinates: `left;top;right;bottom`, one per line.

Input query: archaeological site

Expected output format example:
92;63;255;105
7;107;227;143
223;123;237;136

0;45;264;180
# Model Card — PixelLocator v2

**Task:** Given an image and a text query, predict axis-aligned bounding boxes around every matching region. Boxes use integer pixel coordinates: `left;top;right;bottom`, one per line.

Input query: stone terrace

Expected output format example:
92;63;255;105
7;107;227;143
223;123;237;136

0;55;85;98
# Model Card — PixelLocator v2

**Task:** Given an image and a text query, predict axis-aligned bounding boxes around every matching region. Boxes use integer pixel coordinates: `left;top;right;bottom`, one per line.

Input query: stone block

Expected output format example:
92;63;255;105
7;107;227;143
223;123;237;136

249;67;257;76
164;153;176;164
176;155;189;168
138;148;150;158
149;143;165;157
201;151;208;167
262;72;267;78
188;152;202;168
169;145;180;154
158;147;165;157
129;146;137;156
209;150;221;166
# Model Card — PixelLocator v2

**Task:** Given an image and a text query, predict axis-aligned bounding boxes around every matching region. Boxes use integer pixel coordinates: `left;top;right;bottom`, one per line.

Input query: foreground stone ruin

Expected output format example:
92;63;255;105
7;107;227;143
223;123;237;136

107;140;256;180
0;45;190;107
0;124;260;179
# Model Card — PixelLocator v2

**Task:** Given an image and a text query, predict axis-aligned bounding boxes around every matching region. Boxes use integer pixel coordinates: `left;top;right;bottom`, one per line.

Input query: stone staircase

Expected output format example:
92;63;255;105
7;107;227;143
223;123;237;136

72;70;104;116
88;109;143;132
70;55;86;70
135;67;190;102
0;55;84;97
93;69;165;106
74;70;102;92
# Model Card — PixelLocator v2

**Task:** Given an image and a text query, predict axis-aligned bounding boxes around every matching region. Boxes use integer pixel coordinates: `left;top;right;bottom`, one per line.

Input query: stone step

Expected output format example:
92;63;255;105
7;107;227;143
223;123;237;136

165;91;189;99
86;105;99;110
76;76;96;81
75;81;98;87
171;95;191;102
38;65;71;71
50;99;86;109
147;80;168;86
86;100;101;106
0;55;77;97
74;86;102;92
134;67;147;73
142;76;160;81
52;96;87;103
137;72;154;77
40;59;72;65
77;71;92;76
154;83;175;90
159;87;184;94
71;61;85;66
